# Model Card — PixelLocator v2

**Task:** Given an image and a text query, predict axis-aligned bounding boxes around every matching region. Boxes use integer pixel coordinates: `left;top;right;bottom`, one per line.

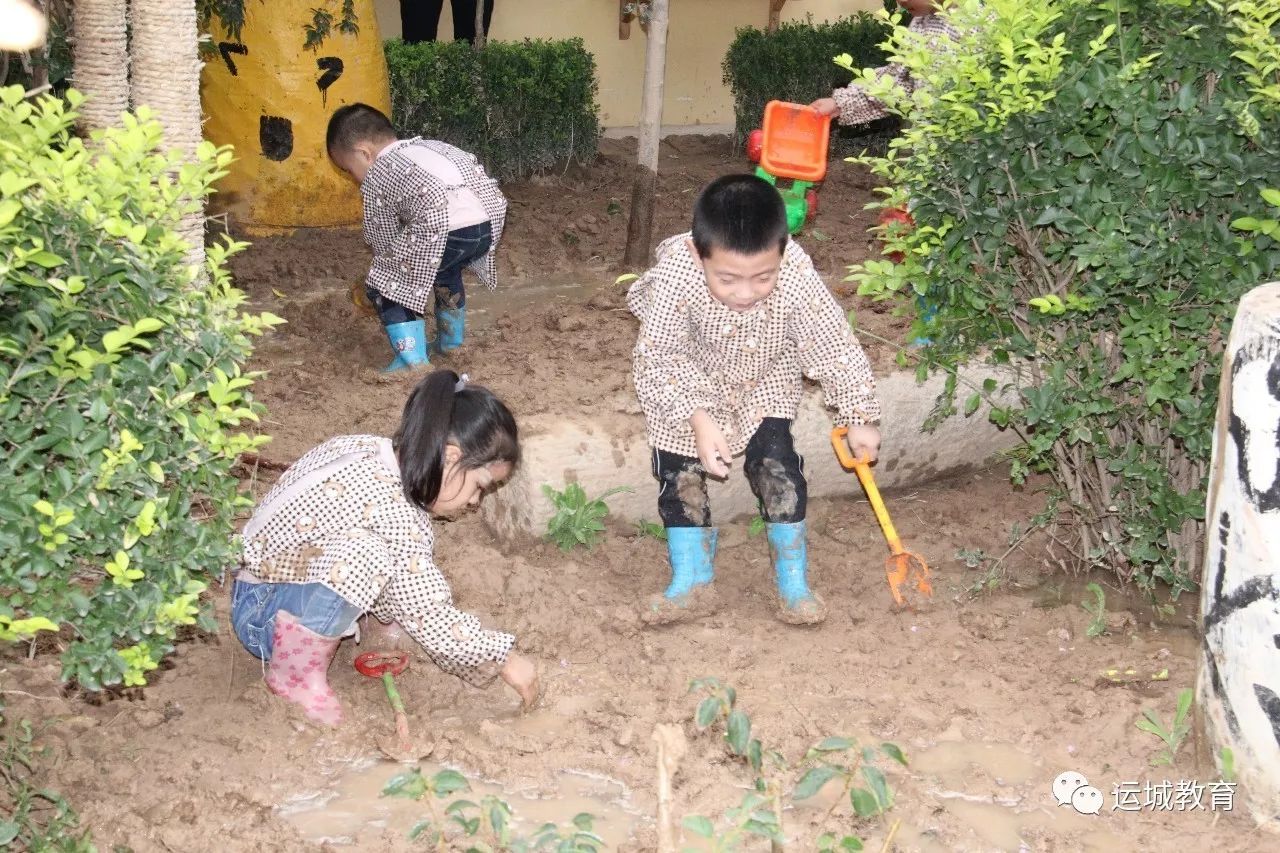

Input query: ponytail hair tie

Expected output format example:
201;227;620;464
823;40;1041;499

455;373;469;393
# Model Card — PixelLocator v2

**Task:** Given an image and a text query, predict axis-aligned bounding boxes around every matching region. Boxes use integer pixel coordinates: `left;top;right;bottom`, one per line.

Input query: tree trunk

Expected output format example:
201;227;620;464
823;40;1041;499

129;0;207;281
474;0;487;49
624;0;669;269
70;0;128;132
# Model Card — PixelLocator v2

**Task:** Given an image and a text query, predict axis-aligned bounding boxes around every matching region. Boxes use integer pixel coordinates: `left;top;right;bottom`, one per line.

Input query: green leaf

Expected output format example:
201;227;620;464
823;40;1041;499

726;709;751;755
748;738;763;773
695;696;721;729
813;736;854;752
1232;216;1262;231
840;837;865;851
407;818;433;841
572;813;594;830
432;769;471;796
861;765;893;810
681;815;715;838
0;821;19;844
383;768;428;800
28;250;64;268
1260;188;1280;208
850;787;880;818
794;765;841;800
133;317;165;334
964;392;981;416
881;742;908;766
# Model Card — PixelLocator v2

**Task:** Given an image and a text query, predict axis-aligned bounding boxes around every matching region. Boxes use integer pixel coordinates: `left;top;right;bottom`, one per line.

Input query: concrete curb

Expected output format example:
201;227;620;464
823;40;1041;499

482;363;1021;541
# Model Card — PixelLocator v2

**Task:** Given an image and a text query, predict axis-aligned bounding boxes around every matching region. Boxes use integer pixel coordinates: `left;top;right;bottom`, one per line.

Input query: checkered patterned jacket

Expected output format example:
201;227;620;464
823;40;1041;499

832;12;960;127
361;139;508;315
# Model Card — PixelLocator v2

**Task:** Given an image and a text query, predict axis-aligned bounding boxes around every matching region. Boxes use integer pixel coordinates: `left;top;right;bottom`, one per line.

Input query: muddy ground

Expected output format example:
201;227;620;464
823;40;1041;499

2;137;1269;852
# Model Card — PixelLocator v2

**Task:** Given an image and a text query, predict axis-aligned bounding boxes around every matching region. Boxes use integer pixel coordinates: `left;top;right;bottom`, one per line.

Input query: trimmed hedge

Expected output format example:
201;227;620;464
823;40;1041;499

385;38;600;182
723;13;898;155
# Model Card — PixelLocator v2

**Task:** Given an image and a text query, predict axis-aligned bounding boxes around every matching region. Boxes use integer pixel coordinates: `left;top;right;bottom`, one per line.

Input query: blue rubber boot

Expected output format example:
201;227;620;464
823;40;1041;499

664;526;717;600
436;307;465;353
382;320;430;373
643;527;718;625
766;521;827;624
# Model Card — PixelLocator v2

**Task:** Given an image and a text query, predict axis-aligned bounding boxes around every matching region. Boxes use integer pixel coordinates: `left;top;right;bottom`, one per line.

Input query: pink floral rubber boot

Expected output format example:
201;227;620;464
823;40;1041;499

264;610;344;727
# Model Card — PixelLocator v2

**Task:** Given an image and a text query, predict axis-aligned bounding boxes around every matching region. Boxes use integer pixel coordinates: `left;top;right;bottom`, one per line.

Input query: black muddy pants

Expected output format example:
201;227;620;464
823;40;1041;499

653;418;807;528
400;0;494;43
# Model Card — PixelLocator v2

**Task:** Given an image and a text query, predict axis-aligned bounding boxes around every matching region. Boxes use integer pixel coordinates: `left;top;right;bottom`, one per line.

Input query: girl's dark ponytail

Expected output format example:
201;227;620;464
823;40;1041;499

393;369;520;511
394;370;459;508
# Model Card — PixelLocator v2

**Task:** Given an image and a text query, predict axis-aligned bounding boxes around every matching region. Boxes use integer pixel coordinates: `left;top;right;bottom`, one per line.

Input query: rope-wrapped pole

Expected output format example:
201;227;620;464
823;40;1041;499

129;0;208;282
71;0;128;133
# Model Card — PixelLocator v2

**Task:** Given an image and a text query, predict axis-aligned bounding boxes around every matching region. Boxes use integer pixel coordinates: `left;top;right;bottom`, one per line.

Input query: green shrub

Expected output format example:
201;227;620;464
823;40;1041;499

385;38;600;181
722;14;897;154
0;86;281;689
847;0;1280;594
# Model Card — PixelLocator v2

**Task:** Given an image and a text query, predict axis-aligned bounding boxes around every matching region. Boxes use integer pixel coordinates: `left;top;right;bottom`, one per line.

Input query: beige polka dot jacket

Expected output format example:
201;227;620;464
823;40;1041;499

832;12;960;127
628;234;881;459
238;435;514;687
361;139;508;316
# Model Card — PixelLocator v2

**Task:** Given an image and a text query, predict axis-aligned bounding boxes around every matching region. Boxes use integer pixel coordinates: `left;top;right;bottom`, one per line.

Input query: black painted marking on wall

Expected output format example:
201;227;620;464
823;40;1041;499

1204;637;1243;739
316;57;344;107
1274;634;1280;650
1227;337;1280;512
1253;684;1280;750
218;42;248;77
259;115;294;161
1213;511;1230;605
1204;575;1278;632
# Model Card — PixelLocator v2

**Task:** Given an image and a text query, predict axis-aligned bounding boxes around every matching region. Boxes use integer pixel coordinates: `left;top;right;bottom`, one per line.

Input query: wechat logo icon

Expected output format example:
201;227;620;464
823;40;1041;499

1052;770;1103;815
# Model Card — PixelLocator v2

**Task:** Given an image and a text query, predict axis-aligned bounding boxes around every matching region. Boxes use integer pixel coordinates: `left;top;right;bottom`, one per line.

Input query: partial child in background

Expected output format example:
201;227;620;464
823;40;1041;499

628;175;882;626
230;370;538;725
809;0;958;127
328;104;507;372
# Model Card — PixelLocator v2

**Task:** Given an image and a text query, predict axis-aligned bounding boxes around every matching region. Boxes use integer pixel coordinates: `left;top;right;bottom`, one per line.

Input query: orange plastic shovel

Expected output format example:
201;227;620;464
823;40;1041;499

830;427;933;608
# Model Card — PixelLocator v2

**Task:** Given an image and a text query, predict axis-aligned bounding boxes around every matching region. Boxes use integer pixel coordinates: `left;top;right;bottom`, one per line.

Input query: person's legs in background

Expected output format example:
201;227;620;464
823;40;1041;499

449;0;494;43
401;0;445;43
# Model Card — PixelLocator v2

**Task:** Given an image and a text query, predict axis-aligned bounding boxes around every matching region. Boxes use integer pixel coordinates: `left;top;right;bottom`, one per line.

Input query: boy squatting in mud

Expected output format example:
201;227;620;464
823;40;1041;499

628;174;882;626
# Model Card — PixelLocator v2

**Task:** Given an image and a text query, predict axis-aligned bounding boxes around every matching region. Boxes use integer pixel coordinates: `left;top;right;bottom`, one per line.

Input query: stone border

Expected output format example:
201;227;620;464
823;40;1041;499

482;363;1021;541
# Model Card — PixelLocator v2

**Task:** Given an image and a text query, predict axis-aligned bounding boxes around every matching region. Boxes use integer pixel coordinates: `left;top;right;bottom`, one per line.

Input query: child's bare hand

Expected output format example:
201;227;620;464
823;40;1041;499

691;410;731;478
501;652;539;710
810;97;840;117
845;424;882;464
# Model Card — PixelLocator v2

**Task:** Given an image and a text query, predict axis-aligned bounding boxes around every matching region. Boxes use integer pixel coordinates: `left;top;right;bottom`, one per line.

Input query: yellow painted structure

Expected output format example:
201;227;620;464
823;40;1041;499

201;0;391;230
371;0;881;130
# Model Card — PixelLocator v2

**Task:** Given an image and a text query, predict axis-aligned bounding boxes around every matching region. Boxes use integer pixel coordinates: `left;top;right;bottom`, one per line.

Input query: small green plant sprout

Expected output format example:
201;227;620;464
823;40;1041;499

747;515;766;537
635;519;667;541
383;767;604;851
1219;746;1236;784
681;791;783;852
1082;582;1108;638
794;736;907;835
689;677;771;773
1136;688;1194;767
0;718;93;851
542;483;633;552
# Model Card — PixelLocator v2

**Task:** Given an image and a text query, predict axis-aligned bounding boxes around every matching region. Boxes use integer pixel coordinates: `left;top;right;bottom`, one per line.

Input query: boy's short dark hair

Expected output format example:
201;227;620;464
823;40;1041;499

326;103;396;154
691;174;788;258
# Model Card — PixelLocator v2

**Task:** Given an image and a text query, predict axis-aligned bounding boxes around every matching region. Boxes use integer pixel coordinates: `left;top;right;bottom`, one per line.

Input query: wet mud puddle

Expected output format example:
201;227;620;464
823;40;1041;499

280;756;643;847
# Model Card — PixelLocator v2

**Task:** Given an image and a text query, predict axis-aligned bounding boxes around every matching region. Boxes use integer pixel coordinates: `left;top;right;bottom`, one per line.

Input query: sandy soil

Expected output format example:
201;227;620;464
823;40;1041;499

2;137;1267;852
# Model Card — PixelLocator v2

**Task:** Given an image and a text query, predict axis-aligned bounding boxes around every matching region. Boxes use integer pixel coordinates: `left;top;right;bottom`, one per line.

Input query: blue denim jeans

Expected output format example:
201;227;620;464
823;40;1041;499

230;580;363;661
365;220;493;325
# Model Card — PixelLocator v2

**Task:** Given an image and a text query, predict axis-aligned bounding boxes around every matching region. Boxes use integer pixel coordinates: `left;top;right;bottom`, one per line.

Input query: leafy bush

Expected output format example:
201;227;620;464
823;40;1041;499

385;38;600;182
0;86;281;689
847;0;1280;594
722;14;897;154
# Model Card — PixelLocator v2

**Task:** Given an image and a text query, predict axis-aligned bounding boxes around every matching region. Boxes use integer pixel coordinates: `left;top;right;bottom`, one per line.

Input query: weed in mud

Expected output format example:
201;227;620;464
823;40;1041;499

0;717;93;851
683;677;905;850
1081;582;1108;638
542;484;632;552
383;766;604;852
635;519;667;541
747;515;766;537
1136;688;1194;767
